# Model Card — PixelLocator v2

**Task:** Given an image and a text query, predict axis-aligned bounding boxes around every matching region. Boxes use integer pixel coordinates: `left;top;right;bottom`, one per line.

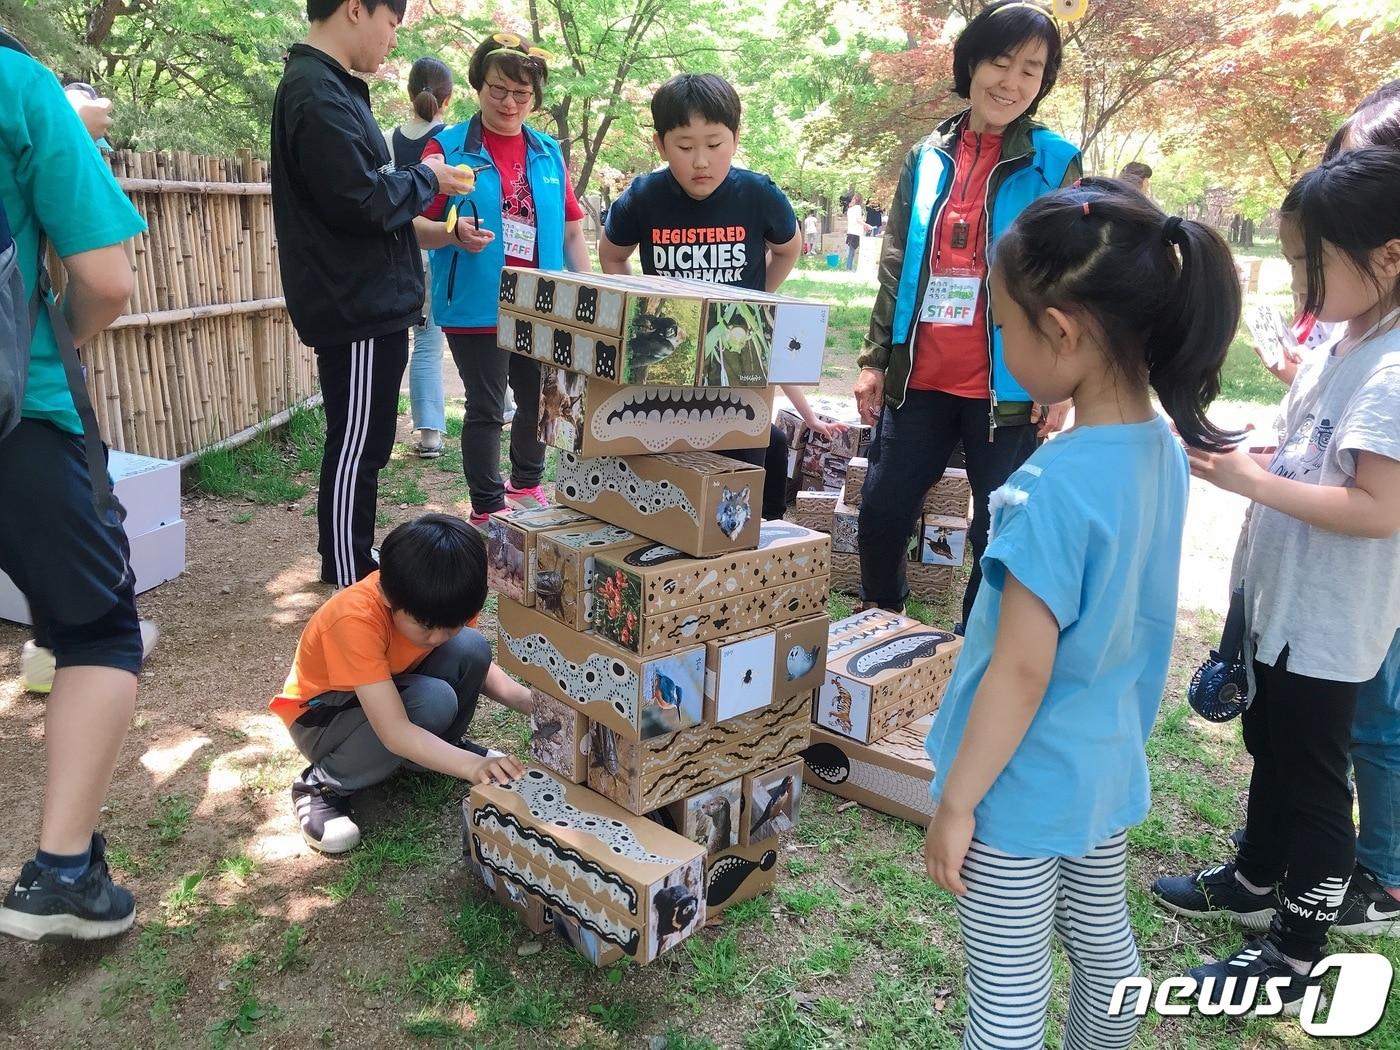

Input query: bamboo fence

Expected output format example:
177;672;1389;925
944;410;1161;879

73;149;317;461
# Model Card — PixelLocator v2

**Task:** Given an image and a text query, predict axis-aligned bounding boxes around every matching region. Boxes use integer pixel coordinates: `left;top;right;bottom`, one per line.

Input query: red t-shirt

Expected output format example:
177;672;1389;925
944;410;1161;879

420;130;584;334
908;127;1001;398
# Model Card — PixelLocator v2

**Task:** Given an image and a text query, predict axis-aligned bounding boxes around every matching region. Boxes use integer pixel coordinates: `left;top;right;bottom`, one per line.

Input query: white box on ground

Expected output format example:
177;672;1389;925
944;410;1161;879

108;451;182;538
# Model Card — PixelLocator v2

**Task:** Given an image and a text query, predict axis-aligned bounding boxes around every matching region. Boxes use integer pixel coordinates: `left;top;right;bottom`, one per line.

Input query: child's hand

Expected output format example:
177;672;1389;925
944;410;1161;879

1249;342;1301;387
925;806;975;895
464;752;525;787
1186;444;1267;498
805;418;849;440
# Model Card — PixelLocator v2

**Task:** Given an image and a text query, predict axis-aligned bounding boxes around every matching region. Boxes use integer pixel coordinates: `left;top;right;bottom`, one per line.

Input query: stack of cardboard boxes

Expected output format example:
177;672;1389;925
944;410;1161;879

464;269;833;967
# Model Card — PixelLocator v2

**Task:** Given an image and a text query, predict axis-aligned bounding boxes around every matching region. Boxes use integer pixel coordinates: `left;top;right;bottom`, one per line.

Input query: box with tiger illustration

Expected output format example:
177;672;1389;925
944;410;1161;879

535;364;775;459
499;268;829;386
553;450;763;558
533;521;642;632
815;622;963;744
801;717;936;827
495;597;707;742
465;768;707;965
485;505;597;607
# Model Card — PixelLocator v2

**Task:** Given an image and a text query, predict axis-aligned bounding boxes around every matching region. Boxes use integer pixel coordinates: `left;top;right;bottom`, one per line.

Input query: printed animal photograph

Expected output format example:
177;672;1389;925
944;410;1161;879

818;674;871;740
585;722;639;811
747;763;803;842
700;301;773;386
529;689;581;779
773;408;806;449
651;858;704;956
712;630;775;722
800;441;825;479
624;296;702;385
485;517;526;603
920;522;967;567
537;364;586;449
714;485;752;542
640;650;705;738
683;780;742;855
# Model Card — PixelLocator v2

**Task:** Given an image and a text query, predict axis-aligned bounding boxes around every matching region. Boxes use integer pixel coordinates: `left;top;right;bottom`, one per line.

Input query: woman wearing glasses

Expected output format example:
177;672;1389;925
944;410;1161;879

415;33;589;525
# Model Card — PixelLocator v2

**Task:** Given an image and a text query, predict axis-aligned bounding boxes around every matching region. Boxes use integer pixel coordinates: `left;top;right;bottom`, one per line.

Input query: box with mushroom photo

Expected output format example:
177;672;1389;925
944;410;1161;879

742;759;804;845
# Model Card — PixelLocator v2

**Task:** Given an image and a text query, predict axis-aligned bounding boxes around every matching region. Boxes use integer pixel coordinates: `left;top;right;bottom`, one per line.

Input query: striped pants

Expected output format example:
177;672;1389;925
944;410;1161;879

955;832;1141;1050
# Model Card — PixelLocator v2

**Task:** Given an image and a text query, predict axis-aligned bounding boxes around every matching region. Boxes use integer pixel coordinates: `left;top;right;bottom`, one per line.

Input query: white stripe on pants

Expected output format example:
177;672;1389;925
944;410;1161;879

331;338;374;587
955;832;1141;1050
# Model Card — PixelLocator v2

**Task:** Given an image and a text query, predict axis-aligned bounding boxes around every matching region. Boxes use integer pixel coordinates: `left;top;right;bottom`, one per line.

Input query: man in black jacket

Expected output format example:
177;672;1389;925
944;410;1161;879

271;0;473;587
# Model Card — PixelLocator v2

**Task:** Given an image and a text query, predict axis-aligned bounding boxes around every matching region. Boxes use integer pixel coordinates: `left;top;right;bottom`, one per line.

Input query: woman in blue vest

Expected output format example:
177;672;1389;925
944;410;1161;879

414;33;589;525
852;0;1081;625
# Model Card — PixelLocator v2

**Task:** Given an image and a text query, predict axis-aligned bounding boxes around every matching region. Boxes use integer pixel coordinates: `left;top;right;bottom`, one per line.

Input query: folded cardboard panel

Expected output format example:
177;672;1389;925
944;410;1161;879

801;718;936;827
466;768;706;964
554;451;763;557
740;758;804;845
592;521;831;619
496;598;706;741
537;365;774;458
815;625;962;744
534;521;641;632
529;688;589;783
485;506;598;607
661;778;744;858
910;514;968;567
587;689;812;815
706;837;780;913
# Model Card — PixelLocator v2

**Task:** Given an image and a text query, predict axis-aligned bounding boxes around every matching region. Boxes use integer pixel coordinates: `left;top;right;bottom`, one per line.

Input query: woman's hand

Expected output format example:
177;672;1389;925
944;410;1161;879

1186;444;1267;497
1035;400;1071;439
455;217;495;254
925;805;975;895
853;367;885;426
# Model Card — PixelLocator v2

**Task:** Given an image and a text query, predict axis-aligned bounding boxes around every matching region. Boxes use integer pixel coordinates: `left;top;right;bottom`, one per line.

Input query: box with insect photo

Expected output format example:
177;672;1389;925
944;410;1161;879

702;613;829;723
802;716;936;827
816;623;963;744
528;687;589;783
910;514;968;567
554;451;762;558
465;768;707;965
535;365;775;459
485;506;597;606
496;598;706;741
741;758;804;845
587;688;812;815
658;778;744;858
705;836;780;914
532;521;641;632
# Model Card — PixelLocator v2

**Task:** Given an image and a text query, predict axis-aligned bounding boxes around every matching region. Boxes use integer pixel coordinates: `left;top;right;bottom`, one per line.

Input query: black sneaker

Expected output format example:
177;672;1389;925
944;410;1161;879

292;779;360;854
1332;865;1400;937
1152;862;1279;930
0;833;135;941
1186;936;1322;1016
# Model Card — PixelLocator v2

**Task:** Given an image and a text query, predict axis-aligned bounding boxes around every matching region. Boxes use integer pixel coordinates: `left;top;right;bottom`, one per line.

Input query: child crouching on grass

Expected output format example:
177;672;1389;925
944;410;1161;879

922;179;1240;1048
270;513;529;854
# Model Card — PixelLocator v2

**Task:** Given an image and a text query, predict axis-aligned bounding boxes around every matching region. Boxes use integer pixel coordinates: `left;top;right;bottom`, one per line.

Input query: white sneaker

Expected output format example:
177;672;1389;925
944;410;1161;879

22;619;160;694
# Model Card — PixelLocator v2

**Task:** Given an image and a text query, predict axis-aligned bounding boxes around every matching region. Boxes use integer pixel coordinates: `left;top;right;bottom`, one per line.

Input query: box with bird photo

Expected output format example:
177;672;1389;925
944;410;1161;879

741;758;804;845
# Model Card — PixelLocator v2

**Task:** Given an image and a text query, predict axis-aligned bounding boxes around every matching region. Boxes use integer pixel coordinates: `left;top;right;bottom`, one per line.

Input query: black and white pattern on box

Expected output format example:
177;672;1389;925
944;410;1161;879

828;615;909;658
509;768;689;865
502;629;638;723
556;454;700;524
801;741;934;820
552;523;637;550
593;387;769;451
847;631;956;679
472;805;637;911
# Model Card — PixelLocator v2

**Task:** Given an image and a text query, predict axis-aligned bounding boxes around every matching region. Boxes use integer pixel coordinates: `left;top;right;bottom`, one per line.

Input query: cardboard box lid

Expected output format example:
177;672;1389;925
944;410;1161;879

542;522;639;552
827;626;961;685
497;506;598;533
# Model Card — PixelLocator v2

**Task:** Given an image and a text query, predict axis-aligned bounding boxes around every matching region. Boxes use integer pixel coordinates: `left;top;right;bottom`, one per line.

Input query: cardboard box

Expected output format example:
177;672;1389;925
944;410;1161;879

801;717;936;827
843;457;867;507
773;408;807;454
475;861;551;934
829;551;860;596
831;492;858;554
826;608;922;657
534;521;641;631
108;450;181;537
466;768;707;964
485;506;597;607
547;906;626;967
773;613;830;698
536;365;774;458
815;625;962;744
907;561;957;599
703;628;776;723
496;598;707;741
790;489;837;532
555;451;763;557
741;758;804;845
529;688;589;783
706;837;779;913
924;467;972;518
911;515;968;567
662;778;744;857
499;268;829;385
587;689;812;815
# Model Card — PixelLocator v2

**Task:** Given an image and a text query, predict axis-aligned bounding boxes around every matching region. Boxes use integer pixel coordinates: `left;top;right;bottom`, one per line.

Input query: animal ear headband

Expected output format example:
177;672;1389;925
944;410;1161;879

991;0;1088;23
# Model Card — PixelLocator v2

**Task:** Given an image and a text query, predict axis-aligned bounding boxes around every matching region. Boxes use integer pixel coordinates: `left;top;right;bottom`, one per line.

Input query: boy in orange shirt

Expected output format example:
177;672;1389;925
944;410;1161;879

271;513;528;853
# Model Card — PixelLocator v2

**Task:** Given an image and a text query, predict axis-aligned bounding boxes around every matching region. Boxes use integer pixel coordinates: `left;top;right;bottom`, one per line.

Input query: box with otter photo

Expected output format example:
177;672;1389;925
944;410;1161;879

465;767;707;965
496;598;706;741
802;716;936;827
741;759;804;845
816;623;963;744
554;451;762;558
661;779;744;858
535;366;774;459
484;506;598;606
533;521;641;632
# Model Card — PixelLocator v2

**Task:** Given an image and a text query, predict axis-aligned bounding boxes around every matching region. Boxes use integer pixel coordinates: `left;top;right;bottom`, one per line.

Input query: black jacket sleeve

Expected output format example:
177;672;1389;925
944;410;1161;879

859;146;916;371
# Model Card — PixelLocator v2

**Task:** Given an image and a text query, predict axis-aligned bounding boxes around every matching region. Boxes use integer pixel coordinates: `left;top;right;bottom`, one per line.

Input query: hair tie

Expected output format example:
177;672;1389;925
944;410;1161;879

1081;200;1091;217
1163;215;1184;243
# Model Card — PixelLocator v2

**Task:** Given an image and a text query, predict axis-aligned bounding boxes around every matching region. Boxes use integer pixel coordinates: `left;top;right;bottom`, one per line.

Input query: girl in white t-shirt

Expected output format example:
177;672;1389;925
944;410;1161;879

844;193;868;271
1153;146;1400;1012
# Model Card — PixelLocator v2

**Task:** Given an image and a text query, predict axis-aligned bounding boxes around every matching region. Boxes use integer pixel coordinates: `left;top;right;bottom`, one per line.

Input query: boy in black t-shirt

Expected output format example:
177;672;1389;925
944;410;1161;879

600;74;840;517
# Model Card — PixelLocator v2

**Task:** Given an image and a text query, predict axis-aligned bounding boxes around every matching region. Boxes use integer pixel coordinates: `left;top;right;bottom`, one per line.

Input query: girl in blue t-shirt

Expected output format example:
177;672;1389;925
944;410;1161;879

923;178;1241;1049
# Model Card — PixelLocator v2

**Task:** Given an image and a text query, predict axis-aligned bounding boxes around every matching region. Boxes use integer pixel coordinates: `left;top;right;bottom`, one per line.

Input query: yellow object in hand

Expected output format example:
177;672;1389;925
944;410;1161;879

445;202;459;234
455;163;478;194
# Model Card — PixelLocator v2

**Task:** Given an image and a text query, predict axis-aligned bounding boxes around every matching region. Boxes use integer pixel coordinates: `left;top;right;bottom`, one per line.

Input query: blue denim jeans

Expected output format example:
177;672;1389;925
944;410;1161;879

1353;630;1400;887
408;256;446;434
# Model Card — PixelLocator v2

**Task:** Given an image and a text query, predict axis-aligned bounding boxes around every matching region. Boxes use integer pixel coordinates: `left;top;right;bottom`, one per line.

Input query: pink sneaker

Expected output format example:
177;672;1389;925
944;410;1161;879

505;482;551;509
468;510;492;529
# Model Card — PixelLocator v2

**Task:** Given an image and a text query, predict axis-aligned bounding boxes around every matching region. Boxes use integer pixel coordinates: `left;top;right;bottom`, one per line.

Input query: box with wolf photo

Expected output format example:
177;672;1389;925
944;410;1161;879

909;514;968;567
741;758;804;845
495;597;706;741
485;506;597;606
535;364;775;458
533;521;641;632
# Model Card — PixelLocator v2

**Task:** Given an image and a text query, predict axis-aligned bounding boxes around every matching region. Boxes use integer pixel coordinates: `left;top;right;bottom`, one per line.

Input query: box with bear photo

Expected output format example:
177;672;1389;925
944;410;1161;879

533;521;641;632
553;450;762;558
484;506;597;607
535;364;774;458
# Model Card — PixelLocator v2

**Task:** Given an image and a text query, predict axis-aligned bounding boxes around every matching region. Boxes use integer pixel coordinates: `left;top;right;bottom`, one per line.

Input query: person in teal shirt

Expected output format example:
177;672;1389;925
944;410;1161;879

0;32;150;942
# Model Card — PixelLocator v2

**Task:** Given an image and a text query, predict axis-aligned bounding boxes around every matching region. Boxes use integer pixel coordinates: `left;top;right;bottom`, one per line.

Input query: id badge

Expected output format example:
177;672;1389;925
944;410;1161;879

501;215;537;260
919;270;982;326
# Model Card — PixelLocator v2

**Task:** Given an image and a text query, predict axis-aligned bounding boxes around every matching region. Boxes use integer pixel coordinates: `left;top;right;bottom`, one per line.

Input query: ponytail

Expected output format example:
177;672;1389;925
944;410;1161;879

993;177;1241;451
407;56;453;123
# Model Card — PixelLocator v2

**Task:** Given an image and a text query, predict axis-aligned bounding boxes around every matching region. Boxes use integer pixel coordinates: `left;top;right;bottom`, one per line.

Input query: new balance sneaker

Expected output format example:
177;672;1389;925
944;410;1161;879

292;779;360;854
1332;865;1400;936
0;833;135;941
505;482;550;509
22;620;160;694
1186;936;1322;1016
1152;862;1280;930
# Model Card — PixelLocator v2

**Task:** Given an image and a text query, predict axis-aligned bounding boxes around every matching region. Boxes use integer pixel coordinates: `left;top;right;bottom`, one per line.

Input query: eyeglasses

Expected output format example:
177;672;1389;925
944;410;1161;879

484;82;535;105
